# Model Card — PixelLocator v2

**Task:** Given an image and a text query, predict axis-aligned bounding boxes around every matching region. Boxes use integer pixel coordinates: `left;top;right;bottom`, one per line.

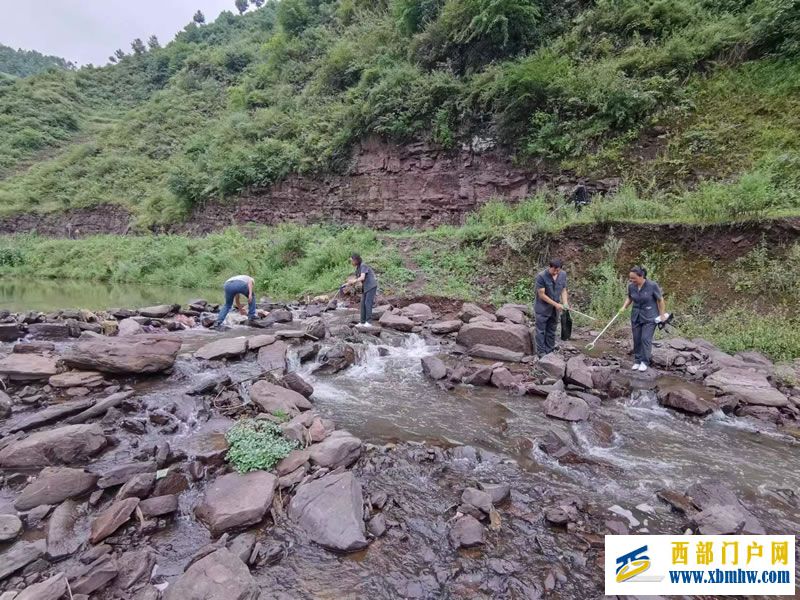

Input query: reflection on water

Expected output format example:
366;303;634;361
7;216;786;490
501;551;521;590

0;277;217;312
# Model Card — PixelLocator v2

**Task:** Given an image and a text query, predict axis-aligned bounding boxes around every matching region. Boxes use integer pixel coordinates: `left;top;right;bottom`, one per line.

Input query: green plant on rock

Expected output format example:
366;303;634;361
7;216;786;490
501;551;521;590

225;418;297;473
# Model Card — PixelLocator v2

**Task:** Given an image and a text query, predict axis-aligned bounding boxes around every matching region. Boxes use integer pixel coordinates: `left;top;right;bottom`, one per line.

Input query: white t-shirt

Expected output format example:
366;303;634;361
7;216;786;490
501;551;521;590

225;275;254;286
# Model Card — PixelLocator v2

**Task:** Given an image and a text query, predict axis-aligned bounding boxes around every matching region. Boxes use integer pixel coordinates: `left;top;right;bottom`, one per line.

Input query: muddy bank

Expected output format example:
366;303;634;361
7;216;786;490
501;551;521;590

1;296;799;598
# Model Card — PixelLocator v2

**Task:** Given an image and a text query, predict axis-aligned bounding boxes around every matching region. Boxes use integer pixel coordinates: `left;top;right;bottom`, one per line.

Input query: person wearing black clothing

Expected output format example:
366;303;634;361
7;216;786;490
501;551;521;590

620;266;668;372
347;253;378;326
534;259;569;357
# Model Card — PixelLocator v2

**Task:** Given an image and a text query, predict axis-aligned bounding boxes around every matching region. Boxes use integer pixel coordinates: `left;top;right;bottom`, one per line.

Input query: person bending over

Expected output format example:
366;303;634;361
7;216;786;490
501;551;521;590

216;274;256;327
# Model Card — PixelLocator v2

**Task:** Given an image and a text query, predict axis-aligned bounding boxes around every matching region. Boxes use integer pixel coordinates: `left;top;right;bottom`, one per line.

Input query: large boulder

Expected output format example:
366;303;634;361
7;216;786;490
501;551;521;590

309;431;362;469
544;390;590;422
0;540;45;581
49;370;105;388
9;398;96;433
0;322;23;342
496;305;527;324
257;341;288;373
15;573;68;600
288;471;368;553
166;548;258;600
138;304;178;318
449;515;484;548
313;343;355;375
250;380;308;416
46;499;83;559
0;514;22;542
458;303;495;323
538;353;566;379
195;471;277;536
27;323;73;340
281;372;314;398
430;320;462;334
63;335;181;374
379;312;415;332
0;353;59;381
400;303;433;323
421;356;447;380
468;344;524;363
657;387;715;416
0;424;107;468
15;467;98;510
304;316;326;340
456;321;532;355
90;497;140;543
565;356;594;389
117;318;144;336
686;481;764;535
704;367;789;407
195;337;249;361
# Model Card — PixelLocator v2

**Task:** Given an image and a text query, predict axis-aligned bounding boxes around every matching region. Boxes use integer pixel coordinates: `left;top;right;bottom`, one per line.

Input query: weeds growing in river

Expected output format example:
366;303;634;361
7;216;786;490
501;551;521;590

225;418;297;474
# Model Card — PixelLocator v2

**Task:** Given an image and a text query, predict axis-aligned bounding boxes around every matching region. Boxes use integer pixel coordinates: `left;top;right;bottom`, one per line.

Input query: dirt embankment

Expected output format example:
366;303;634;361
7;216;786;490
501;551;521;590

0;139;617;236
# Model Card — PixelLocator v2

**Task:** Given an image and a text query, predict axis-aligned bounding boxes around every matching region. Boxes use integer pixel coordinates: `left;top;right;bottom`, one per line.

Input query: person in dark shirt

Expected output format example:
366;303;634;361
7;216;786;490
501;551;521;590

620;266;668;372
534;259;569;357
347;253;378;326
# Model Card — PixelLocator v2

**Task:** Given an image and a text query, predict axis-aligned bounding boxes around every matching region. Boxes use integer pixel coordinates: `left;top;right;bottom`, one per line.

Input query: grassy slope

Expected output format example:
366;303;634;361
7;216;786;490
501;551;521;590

1;216;798;359
0;0;798;225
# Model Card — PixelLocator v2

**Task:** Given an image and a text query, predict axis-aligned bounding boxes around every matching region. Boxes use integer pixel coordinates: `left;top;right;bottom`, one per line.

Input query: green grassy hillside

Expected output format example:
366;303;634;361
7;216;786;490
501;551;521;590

0;44;75;78
1;0;798;225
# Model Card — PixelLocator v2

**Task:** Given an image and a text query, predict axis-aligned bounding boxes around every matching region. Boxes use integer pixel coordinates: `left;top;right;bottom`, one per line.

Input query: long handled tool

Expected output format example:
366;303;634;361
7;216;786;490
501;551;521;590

566;307;597;321
586;309;623;350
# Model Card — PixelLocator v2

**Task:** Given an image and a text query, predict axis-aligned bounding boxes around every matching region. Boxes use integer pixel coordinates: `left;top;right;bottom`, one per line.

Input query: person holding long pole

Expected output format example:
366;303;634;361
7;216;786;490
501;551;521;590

620;266;668;372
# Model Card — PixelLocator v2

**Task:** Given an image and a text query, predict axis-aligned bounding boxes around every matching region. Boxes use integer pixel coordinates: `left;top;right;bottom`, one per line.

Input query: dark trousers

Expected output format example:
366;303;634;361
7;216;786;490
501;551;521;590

632;320;657;364
535;312;558;356
217;280;256;324
360;287;377;323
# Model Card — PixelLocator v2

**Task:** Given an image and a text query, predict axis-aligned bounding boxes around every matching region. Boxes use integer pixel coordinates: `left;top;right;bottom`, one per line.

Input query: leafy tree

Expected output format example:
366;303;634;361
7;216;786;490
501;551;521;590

253;0;265;6
235;0;249;14
193;10;206;24
131;38;147;55
277;0;310;35
0;44;75;77
147;35;161;50
393;0;444;35
418;0;542;72
114;48;126;60
108;55;117;64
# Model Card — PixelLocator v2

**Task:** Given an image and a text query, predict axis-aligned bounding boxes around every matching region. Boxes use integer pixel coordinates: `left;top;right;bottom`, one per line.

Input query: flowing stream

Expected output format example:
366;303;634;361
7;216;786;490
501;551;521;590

2;304;798;598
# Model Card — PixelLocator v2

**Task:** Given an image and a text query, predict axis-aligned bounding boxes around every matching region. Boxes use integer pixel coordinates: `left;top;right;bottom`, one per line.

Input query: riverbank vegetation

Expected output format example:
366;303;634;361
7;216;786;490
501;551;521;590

1;0;799;224
1;220;798;359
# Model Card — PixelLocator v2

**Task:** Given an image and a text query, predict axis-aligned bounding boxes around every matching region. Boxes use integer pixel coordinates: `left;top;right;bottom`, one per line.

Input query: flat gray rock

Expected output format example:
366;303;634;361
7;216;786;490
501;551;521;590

0;424;107;468
15;467;98;510
165;548;258;600
195;471;277;536
288;471;367;553
195;337;249;360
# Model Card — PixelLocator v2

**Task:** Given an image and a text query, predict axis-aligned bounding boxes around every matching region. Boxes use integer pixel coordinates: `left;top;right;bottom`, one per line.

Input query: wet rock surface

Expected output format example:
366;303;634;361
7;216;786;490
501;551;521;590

0;296;797;599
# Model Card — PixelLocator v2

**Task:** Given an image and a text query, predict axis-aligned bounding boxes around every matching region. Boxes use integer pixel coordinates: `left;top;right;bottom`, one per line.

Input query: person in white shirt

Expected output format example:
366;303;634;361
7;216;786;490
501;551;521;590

216;275;256;327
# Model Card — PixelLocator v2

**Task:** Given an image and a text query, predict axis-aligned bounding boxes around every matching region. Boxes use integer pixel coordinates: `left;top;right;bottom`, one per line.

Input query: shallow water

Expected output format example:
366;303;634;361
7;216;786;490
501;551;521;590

0;277;217;312
2;305;798;598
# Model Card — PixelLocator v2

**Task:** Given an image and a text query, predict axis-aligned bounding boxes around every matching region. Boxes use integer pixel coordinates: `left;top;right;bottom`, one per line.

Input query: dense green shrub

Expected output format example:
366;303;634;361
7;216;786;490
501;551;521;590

225;419;297;473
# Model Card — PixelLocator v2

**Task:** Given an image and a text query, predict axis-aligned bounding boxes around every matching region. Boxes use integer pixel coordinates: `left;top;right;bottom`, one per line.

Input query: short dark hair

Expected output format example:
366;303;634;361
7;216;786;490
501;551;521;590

350;253;362;265
548;259;563;269
630;265;647;278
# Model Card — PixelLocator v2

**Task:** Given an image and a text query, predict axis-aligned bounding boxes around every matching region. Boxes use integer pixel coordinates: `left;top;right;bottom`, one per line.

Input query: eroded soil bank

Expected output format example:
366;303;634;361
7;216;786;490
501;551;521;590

0;295;798;599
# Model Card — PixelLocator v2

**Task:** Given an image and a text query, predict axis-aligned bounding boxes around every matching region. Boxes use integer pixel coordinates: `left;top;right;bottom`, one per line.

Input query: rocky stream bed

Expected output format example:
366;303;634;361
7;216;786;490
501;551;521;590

0;296;798;599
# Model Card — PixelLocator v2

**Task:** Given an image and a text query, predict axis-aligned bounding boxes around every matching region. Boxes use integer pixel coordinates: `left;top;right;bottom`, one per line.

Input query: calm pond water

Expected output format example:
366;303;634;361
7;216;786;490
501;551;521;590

0;277;218;312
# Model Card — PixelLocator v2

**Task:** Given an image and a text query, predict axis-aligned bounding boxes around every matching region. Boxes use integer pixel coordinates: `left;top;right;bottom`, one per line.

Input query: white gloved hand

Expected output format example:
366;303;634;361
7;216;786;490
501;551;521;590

654;312;671;324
